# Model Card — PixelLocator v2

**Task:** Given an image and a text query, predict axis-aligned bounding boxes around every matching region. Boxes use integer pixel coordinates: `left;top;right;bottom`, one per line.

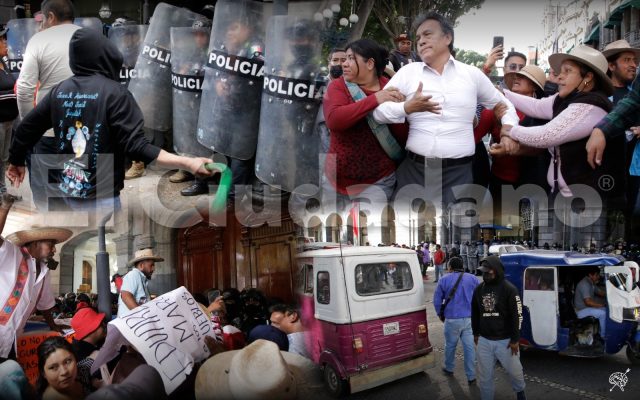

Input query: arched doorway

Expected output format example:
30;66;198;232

80;261;93;293
381;206;396;245
307;216;323;242
325;214;343;243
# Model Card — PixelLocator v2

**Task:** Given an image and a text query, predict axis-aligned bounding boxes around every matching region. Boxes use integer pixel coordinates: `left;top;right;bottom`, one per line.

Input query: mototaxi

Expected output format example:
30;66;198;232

296;245;435;396
496;250;640;364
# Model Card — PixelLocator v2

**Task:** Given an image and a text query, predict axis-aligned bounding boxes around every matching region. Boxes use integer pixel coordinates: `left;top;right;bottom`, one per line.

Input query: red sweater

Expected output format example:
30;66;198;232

474;108;525;184
323;76;409;194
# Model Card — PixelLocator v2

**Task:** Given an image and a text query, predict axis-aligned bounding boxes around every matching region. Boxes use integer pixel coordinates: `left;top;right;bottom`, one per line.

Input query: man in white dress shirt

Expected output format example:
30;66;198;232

373;12;519;212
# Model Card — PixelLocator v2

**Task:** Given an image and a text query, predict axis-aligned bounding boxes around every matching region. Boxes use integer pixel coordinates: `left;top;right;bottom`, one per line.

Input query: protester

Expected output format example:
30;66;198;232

117;248;164;317
434;257;479;384
0;25;18;194
0;196;72;363
388;33;420;72
195;339;322;400
373;12;519;212
36;336;92;399
7;28;214;211
493;45;615;201
85;365;167;400
269;304;309;358
248;324;289;351
323;38;408;215
472;256;526;400
16;0;80;209
433;244;446;282
70;303;107;385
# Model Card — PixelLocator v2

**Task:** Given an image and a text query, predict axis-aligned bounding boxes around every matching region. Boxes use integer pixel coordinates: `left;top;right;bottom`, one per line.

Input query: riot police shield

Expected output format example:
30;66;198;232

128;2;201;132
255;16;324;194
108;24;148;86
74;17;103;33
171;26;211;157
196;0;266;160
6;18;39;78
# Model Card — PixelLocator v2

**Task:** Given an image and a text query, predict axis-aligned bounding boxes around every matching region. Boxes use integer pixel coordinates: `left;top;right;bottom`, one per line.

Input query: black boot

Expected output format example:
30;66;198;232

181;179;209;196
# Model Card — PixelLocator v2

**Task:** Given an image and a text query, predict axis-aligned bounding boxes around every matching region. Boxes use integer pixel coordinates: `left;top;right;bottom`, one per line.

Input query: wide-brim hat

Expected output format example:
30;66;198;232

504;64;547;92
127;248;164;267
6;227;73;247
602;39;640;60
195;339;322;400
548;45;614;95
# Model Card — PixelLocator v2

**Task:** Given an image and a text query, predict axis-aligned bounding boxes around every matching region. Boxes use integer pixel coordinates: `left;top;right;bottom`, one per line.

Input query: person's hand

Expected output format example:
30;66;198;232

586;128;606;169
185;157;215;177
207;296;225;314
6;164;25;188
374;87;405;104
501;135;520;155
508;341;519;356
493;102;508;120
484;45;504;71
489;143;507;157
474;335;479;346
204;335;226;357
0;193;17;211
403;82;442;114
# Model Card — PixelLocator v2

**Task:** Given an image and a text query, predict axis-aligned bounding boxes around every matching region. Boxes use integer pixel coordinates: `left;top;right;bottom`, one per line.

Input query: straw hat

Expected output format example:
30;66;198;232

548;45;614;95
6;227;73;247
195;339;322;400
504;65;547;92
127;248;164;267
602;39;640;60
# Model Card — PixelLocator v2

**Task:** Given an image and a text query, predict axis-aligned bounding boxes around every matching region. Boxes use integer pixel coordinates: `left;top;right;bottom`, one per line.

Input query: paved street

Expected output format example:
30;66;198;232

315;269;639;400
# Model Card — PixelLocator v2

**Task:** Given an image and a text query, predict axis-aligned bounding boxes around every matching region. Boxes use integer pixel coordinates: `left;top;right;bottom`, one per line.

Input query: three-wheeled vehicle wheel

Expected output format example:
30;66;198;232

324;364;348;397
627;344;640;365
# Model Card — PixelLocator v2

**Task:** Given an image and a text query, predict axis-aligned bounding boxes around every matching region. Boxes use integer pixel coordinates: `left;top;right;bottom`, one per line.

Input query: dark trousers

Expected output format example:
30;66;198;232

27;136;59;211
394;156;474;212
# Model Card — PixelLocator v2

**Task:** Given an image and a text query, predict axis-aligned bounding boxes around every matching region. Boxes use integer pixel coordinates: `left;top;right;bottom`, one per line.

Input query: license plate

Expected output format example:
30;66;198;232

383;321;400;336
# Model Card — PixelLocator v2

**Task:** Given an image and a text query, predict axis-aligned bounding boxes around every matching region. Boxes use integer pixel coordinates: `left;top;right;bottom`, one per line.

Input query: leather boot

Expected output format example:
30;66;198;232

125;161;145;179
180;180;209;196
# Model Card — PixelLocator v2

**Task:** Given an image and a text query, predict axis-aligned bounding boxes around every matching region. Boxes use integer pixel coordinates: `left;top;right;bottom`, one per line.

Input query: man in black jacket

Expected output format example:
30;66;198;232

472;255;526;400
6;28;213;211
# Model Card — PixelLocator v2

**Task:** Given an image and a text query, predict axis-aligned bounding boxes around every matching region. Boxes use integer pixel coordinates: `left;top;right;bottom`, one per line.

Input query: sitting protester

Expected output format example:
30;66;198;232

37;336;93;399
70;303;107;387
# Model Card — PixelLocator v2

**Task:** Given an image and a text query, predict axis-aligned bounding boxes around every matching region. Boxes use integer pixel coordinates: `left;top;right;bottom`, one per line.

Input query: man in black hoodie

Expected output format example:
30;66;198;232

472;255;526;400
6;28;213;210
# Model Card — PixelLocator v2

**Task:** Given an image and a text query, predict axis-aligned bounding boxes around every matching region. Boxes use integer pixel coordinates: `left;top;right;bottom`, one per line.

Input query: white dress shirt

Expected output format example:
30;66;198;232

373;56;519;159
0;239;56;357
17;23;80;136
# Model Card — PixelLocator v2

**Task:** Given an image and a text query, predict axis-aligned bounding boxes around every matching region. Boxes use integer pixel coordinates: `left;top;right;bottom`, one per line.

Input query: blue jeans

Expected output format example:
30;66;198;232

435;264;444;281
443;317;476;380
477;337;525;400
576;307;607;337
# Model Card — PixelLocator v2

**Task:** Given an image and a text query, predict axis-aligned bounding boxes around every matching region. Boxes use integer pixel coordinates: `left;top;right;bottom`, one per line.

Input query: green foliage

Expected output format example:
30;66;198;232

454;48;487;68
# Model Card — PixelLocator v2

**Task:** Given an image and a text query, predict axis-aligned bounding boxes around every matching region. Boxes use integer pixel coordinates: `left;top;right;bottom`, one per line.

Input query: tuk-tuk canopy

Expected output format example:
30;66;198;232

500;250;621;267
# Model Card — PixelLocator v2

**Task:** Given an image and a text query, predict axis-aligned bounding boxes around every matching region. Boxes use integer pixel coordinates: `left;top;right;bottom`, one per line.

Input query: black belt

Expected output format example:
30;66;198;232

407;150;473;167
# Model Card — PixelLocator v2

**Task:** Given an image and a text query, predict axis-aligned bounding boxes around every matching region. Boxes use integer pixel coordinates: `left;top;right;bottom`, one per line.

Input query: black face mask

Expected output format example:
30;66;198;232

544;81;559;96
329;65;343;79
47;258;59;270
482;271;495;284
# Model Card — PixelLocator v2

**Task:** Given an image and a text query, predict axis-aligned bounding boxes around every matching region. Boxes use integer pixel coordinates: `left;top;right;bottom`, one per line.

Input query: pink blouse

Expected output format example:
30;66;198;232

504;90;608;197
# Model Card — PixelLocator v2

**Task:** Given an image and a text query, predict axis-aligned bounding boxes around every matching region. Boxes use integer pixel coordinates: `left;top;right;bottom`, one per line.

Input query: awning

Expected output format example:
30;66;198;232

604;0;640;28
479;224;513;231
584;25;600;44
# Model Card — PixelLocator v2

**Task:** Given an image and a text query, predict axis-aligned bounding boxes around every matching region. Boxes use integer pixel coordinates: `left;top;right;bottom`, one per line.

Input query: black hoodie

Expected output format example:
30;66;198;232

9;28;160;200
471;256;523;343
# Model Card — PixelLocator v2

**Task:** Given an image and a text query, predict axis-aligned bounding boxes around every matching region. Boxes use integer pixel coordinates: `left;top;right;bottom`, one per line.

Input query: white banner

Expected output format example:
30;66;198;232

91;287;214;394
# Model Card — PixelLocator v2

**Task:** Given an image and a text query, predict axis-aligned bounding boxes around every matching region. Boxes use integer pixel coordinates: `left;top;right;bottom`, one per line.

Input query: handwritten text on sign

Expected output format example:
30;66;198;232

92;287;213;394
16;332;61;386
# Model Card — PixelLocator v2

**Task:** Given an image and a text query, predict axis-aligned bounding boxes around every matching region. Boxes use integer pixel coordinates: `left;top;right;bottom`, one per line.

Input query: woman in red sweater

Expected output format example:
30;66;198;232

322;39;408;229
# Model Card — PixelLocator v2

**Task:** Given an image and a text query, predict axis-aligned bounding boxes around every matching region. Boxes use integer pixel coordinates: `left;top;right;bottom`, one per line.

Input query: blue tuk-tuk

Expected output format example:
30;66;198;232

494;251;640;364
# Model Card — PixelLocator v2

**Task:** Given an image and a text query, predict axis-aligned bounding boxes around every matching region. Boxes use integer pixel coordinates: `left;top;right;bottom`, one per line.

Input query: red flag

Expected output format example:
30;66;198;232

350;203;360;244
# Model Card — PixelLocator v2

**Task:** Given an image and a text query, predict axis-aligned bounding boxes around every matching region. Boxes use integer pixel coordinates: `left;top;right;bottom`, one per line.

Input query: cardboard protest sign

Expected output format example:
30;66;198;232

92;287;214;394
16;331;61;386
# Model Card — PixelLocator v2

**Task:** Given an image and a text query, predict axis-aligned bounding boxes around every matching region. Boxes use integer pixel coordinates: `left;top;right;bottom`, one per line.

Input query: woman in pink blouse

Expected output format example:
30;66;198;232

491;46;616;199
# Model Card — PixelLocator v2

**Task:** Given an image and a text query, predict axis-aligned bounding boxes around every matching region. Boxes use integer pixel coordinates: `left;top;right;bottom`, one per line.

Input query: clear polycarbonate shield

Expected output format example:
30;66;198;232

255;16;324;194
128;2;201;132
108;25;148;86
196;0;266;160
171;26;211;157
5;18;39;78
74;17;103;33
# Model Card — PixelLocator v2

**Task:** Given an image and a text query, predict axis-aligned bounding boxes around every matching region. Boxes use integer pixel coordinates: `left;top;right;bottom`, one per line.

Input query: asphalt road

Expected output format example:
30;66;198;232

314;269;639;400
